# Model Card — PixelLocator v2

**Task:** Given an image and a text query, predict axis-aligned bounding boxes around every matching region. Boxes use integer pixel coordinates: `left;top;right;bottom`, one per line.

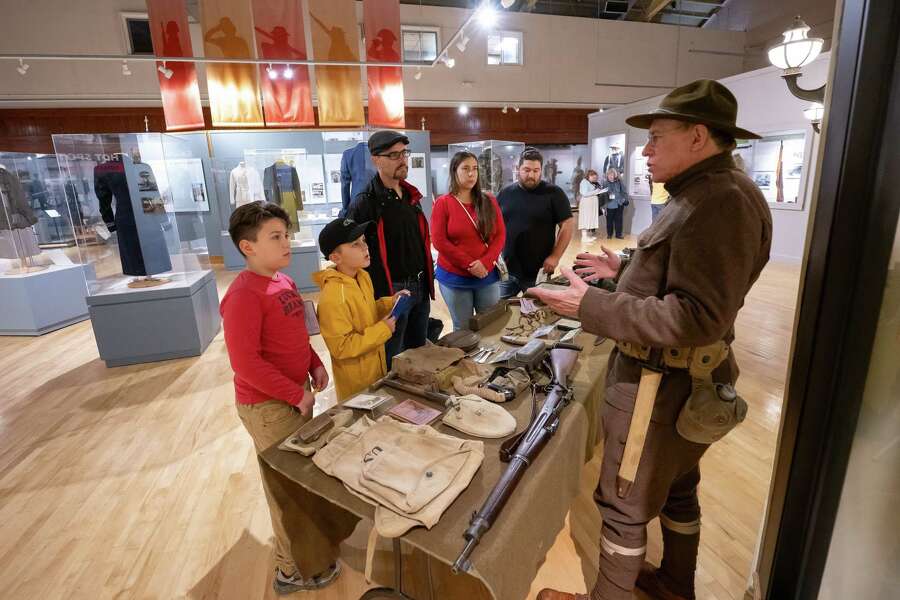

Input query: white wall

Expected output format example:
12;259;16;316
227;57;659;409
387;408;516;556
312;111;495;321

0;1;747;108
587;54;830;262
705;0;837;71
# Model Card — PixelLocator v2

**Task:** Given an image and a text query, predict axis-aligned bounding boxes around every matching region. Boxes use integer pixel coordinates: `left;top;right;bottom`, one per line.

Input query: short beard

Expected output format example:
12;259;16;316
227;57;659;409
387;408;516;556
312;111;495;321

394;166;408;180
519;178;539;190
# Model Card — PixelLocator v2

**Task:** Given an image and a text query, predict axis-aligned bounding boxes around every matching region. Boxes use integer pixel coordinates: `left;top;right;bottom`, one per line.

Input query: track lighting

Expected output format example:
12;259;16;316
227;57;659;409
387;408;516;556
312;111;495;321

16;58;29;76
459;104;469;115
501;105;508;114
283;65;294;79
267;63;278;79
157;61;173;79
440;54;455;69
121;60;131;76
456;33;470;53
414;68;422;80
513;105;520;112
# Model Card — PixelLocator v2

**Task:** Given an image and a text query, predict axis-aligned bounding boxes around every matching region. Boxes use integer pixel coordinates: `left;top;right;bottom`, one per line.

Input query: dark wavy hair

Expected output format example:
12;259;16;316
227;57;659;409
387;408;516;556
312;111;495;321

448;151;496;241
228;201;291;257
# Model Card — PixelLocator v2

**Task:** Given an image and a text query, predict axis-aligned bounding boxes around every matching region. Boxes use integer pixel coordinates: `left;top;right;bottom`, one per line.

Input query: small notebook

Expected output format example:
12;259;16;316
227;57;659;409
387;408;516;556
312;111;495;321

387;399;443;426
389;293;415;320
343;394;390;411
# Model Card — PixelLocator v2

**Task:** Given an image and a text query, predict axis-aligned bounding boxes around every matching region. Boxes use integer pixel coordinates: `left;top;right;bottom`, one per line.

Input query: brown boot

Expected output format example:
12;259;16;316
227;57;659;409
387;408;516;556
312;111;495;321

536;588;589;600
635;562;692;600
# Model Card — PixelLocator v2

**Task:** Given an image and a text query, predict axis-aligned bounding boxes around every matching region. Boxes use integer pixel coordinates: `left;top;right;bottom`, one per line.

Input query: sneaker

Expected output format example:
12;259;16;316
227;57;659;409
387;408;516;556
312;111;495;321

272;562;342;595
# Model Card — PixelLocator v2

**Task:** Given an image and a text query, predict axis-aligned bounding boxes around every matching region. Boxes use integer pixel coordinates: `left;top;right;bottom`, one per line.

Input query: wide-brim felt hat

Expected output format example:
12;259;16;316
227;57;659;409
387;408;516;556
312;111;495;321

626;79;761;140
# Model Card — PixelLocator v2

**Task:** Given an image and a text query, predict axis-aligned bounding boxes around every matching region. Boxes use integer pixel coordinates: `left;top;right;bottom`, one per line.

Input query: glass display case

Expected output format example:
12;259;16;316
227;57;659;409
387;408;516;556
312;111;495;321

447;140;524;196
51;133;212;295
0;151;90;335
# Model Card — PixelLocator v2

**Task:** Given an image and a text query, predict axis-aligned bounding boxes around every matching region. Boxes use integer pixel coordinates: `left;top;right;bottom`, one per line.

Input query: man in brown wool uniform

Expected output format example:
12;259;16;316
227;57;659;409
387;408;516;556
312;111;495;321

531;79;772;600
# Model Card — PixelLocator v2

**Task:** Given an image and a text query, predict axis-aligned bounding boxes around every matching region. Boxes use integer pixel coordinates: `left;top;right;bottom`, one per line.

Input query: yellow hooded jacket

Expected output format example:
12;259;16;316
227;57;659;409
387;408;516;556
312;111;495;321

312;267;395;401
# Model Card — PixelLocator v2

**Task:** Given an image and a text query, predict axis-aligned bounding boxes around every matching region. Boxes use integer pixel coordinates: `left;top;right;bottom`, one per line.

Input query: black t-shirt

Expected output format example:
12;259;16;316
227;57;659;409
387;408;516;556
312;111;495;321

498;181;572;280
379;182;426;282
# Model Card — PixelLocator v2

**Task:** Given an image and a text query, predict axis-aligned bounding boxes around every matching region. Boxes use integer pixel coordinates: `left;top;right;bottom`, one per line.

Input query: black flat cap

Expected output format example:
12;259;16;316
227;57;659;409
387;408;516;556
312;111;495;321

368;130;410;155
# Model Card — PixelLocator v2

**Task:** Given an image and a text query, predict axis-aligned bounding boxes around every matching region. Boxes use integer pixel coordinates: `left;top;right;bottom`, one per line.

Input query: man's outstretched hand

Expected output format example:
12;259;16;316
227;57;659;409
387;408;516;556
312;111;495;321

527;267;589;318
573;246;621;283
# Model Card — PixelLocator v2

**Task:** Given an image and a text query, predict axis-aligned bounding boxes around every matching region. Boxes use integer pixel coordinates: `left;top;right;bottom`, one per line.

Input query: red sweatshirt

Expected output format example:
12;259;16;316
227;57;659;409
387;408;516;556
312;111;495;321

220;270;324;406
431;193;506;277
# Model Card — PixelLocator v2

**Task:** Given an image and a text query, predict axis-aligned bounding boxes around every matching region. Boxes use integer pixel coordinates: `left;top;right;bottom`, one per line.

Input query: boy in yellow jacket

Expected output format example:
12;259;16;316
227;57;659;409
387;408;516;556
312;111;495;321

313;218;409;400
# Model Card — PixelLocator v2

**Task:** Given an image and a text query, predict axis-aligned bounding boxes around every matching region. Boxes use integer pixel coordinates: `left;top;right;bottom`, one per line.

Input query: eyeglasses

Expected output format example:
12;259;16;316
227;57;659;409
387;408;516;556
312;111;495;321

375;149;411;160
646;125;691;148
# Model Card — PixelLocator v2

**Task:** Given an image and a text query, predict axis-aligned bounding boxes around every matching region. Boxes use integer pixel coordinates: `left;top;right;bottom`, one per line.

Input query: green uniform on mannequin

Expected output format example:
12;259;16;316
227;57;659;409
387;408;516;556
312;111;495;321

531;80;773;600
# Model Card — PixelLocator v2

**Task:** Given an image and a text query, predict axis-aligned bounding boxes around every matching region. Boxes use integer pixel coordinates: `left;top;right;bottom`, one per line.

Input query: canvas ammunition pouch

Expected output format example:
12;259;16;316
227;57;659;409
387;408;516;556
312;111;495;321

392;343;482;393
616;340;747;444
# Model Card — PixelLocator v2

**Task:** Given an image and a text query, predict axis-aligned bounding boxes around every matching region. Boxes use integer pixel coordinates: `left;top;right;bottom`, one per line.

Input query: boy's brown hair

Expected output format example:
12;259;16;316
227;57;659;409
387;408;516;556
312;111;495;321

228;201;291;257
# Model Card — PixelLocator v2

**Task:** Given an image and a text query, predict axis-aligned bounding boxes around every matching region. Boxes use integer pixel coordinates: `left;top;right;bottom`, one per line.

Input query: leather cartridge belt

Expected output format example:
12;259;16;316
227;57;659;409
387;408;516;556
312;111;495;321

616;340;730;380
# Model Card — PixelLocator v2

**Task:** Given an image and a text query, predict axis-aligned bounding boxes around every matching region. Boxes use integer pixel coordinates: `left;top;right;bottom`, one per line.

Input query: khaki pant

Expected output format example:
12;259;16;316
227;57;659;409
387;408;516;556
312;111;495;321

236;400;360;577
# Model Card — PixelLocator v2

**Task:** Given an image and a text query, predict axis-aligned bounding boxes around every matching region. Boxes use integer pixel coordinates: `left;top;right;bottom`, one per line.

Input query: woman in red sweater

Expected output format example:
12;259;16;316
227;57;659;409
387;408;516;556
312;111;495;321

432;151;506;331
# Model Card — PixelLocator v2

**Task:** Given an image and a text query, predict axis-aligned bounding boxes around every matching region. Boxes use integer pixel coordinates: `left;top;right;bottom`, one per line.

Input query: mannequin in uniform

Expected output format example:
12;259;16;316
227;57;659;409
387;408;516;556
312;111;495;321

263;160;303;231
0;165;44;273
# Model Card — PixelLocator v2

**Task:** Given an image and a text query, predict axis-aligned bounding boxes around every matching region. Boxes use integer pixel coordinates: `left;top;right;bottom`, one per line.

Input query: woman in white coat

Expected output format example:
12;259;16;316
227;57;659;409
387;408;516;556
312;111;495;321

578;169;604;242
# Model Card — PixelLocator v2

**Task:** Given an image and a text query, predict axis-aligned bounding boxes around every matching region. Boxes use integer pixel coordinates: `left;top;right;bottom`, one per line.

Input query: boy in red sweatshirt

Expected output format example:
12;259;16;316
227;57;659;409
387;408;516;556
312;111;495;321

220;202;357;595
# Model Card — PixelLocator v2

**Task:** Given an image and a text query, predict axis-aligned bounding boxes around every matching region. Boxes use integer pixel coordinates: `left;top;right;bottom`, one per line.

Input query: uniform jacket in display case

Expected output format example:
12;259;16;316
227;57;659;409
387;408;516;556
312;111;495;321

603;148;625;178
94;157;173;277
229;162;264;207
340;142;376;214
263;160;303;228
0;166;38;230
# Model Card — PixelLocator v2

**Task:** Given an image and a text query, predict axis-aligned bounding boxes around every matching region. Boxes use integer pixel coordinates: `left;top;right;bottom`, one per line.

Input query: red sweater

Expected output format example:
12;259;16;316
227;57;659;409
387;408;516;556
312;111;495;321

431;193;506;277
220;270;324;406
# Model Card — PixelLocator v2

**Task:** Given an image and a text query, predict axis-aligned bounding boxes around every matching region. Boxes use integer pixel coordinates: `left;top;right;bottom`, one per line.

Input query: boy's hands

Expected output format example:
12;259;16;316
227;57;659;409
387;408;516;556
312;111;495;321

383;315;397;333
392;289;411;303
298;388;315;416
310;365;329;392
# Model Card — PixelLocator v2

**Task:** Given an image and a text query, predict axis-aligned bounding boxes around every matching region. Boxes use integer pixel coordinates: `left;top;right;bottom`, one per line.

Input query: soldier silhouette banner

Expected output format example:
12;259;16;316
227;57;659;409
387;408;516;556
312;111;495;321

200;0;264;127
146;0;205;130
363;0;406;128
309;0;365;127
251;0;315;127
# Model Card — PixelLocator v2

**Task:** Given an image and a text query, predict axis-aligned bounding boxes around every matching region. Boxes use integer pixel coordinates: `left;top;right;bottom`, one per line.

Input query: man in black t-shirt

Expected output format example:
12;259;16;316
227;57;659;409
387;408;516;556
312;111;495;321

498;147;574;298
347;131;434;368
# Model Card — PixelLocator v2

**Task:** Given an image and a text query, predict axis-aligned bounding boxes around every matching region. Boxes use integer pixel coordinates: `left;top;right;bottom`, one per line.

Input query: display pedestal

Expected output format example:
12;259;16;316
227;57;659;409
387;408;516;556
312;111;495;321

284;243;320;292
0;264;90;335
221;232;244;271
86;270;220;367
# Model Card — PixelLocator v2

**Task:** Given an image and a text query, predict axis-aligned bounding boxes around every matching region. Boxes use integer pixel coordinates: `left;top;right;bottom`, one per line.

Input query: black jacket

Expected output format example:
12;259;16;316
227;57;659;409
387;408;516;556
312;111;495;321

346;175;434;299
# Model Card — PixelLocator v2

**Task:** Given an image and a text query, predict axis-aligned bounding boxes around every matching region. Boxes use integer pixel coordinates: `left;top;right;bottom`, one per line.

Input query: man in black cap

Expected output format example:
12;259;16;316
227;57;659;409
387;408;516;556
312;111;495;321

347;130;433;369
532;80;772;600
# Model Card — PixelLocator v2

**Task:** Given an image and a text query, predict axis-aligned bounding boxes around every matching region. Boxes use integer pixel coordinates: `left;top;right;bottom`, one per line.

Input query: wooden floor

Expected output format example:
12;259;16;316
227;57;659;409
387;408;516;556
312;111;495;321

0;234;801;600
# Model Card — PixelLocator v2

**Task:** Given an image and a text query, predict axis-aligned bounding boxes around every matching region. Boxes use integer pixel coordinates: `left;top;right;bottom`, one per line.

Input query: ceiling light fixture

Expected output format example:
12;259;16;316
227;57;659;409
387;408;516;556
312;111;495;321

16;58;29;76
414;68;422;80
513;105;520;112
121;60;131;76
459;104;469;115
456;33;470;53
803;102;825;133
267;63;278;79
477;5;498;29
501;0;515;7
440;54;456;69
501;105;508;114
157;61;174;79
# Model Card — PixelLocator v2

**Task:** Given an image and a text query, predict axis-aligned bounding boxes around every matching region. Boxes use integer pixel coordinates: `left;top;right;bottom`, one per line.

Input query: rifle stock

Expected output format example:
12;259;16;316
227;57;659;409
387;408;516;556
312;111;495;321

452;348;579;574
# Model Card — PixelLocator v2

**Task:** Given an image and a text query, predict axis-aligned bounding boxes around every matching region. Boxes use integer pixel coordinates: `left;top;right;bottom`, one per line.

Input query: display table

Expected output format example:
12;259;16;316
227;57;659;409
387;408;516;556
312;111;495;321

86;269;221;367
260;309;612;600
0;264;90;335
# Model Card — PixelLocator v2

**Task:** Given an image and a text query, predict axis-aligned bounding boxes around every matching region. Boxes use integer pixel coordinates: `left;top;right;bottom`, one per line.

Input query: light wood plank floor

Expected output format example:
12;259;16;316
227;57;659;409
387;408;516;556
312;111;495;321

0;235;801;600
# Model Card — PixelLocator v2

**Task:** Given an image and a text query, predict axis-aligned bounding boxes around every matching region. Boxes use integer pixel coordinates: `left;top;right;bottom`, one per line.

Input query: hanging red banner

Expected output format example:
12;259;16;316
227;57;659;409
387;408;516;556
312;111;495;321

200;0;265;127
251;0;315;127
308;0;365;127
146;0;205;131
363;0;406;128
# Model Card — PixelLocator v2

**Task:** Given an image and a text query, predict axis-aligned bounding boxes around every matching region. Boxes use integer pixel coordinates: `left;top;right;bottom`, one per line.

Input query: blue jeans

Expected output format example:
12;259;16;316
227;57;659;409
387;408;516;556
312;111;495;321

438;281;502;331
499;274;537;299
385;275;431;370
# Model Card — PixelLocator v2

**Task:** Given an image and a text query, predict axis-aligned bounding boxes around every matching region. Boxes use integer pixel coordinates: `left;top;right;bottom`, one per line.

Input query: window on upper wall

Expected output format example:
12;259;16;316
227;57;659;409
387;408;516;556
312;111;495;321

487;31;523;65
121;12;154;55
401;26;440;64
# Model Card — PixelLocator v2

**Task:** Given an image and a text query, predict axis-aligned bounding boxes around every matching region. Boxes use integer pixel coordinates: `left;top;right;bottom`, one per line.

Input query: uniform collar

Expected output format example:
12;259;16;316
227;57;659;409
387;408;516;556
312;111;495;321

663;151;735;197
